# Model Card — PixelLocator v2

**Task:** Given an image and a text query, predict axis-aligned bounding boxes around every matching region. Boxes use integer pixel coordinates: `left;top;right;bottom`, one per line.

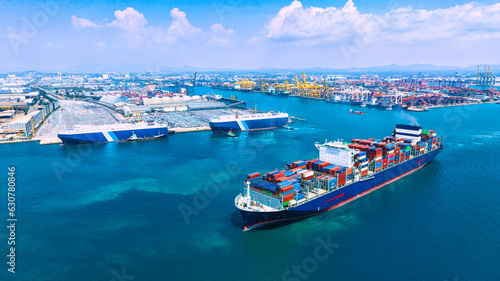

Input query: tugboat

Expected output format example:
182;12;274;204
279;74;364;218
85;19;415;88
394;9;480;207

127;132;166;142
226;128;237;137
127;133;140;141
348;109;365;115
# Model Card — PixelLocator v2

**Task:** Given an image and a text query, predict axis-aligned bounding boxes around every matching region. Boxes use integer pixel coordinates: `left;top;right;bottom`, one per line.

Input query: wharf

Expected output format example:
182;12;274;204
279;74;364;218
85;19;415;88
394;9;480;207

427;100;496;109
169;126;211;133
39;137;63;145
0;139;36;145
219;97;247;109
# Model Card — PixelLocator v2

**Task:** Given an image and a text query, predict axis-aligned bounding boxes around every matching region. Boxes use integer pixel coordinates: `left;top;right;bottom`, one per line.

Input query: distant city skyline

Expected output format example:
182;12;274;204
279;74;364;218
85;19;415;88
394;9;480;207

2;0;500;72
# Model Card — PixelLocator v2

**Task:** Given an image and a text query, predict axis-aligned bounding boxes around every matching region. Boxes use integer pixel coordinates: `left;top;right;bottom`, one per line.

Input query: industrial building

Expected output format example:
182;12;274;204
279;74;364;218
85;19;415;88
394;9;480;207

5;115;34;136
99;95;126;107
28;110;43;128
142;95;204;109
124;105;151;115
1;99;59;138
0;110;15;120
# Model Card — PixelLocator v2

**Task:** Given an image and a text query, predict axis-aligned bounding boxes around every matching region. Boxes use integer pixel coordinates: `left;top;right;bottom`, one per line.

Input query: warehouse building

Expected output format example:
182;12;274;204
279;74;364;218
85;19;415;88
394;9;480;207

5;115;34;136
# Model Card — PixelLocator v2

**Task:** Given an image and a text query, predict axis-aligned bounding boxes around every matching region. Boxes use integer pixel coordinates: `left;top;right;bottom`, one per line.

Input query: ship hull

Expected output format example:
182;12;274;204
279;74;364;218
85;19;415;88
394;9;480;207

58;127;169;144
240;147;442;230
366;104;392;109
327;100;363;105
210;117;289;132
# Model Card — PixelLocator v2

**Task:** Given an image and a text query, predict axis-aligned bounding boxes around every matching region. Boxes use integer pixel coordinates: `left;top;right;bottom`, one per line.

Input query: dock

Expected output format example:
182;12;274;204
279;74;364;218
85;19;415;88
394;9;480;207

169;126;211;133
38;137;63;145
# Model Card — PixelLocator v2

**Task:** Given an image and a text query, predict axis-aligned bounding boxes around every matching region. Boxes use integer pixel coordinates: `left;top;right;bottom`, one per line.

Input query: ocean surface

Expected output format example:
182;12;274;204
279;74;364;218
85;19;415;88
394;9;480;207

1;87;500;281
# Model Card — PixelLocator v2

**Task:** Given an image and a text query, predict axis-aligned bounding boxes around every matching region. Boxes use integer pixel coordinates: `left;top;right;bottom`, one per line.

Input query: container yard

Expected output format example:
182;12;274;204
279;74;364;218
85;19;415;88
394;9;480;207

135;108;265;132
34;100;122;144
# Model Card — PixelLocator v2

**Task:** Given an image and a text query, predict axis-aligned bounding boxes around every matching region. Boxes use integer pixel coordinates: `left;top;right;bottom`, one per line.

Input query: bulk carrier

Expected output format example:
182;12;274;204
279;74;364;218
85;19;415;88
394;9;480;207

58;123;168;144
235;124;443;230
209;112;289;132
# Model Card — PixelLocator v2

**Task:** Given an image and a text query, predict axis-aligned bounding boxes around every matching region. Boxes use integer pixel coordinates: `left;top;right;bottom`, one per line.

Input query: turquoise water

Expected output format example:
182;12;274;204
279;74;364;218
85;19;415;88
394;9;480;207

1;87;500;281
468;85;500;90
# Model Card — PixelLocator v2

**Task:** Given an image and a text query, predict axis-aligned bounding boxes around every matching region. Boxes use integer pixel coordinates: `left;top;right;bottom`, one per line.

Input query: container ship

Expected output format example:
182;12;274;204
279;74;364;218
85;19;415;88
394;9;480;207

58;123;168;144
209;112;289;132
327;99;363;106
235;124;443;230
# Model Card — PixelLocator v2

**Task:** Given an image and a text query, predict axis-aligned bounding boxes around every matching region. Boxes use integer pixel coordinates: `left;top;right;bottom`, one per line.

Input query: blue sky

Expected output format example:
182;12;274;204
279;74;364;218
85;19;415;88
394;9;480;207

1;0;500;72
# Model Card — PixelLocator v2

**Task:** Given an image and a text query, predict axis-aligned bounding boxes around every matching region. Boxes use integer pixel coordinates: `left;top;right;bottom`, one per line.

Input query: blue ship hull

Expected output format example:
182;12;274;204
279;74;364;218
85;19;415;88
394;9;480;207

210;117;289;132
240;147;442;230
58;127;169;144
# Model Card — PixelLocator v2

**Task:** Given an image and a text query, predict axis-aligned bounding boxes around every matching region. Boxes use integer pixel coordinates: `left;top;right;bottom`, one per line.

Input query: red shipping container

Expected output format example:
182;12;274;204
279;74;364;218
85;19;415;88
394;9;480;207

280;185;293;193
361;170;368;177
273;172;284;179
275;176;293;183
345;168;352;175
296;165;307;169
359;140;374;146
307;159;319;169
283;193;294;201
290;168;300;173
318;162;330;169
329;167;341;176
348;143;358;149
247;172;261;180
376;142;389;148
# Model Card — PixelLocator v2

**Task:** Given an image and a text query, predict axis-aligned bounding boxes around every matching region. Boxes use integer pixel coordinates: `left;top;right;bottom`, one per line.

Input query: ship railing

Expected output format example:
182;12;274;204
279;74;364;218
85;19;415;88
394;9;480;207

249;189;283;210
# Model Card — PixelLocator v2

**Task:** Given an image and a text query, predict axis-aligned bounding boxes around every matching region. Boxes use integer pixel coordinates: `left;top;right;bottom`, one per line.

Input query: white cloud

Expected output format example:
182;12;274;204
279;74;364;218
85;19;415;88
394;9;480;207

106;7;147;34
71;15;99;28
71;7;201;44
266;0;500;45
166;8;201;41
207;23;234;47
210;23;233;36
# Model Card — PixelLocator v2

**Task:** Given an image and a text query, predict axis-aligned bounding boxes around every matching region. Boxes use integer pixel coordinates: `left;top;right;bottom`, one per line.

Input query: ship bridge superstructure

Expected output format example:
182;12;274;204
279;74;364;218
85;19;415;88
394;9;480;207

315;140;357;168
